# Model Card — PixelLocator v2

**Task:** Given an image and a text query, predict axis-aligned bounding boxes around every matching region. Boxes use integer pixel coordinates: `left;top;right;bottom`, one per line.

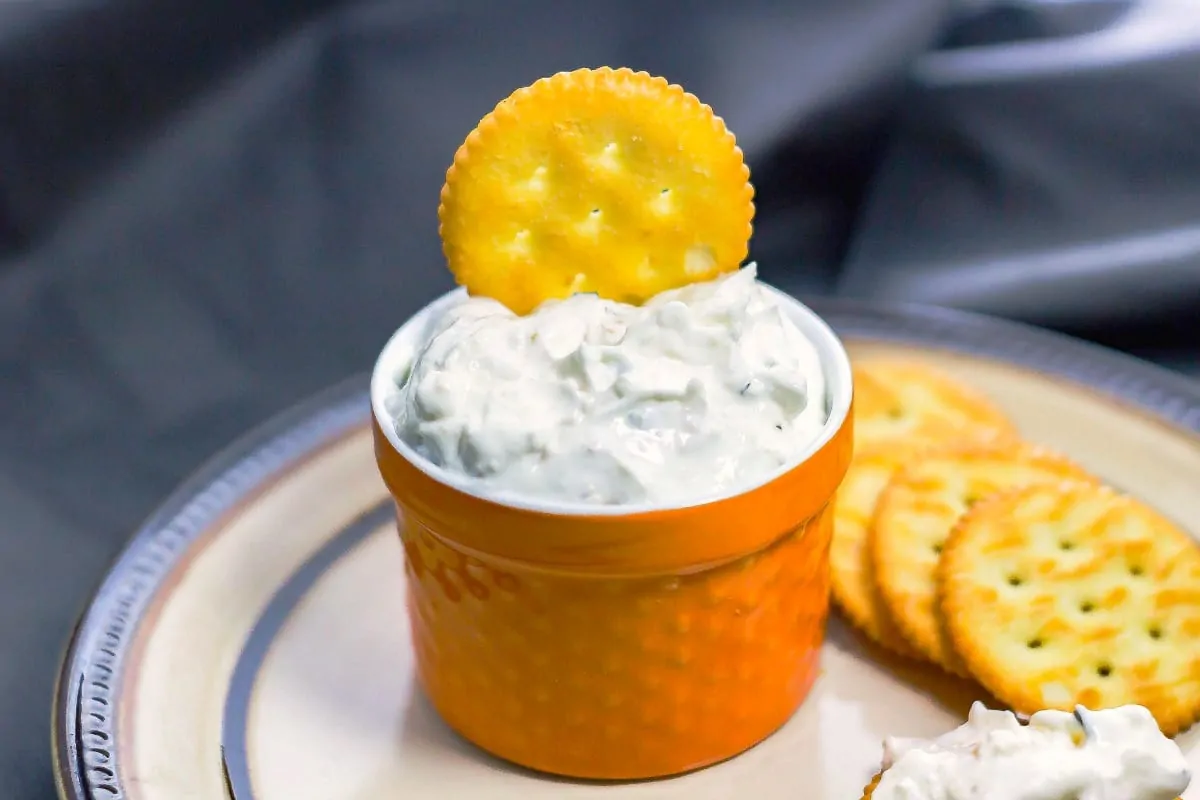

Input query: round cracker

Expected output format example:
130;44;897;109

940;482;1200;736
870;442;1094;674
832;446;923;657
852;359;1016;449
438;67;755;315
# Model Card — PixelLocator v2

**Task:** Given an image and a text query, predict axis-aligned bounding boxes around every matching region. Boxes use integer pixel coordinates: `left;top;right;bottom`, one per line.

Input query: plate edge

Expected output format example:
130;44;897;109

52;376;372;800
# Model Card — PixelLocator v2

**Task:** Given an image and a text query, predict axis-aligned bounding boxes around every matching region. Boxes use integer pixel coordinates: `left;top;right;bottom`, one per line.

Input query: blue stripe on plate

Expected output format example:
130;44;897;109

221;501;394;799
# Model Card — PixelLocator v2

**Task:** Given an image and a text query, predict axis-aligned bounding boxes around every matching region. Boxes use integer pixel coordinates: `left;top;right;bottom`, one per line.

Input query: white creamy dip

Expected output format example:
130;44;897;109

384;265;829;506
875;702;1191;800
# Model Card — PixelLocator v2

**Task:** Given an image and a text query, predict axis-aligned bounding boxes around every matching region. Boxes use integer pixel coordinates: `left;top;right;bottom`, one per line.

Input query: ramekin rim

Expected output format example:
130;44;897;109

369;279;853;517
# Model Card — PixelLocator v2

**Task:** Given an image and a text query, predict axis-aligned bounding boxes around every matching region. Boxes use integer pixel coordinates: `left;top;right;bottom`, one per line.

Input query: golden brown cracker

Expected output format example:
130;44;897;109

439;67;754;314
940;482;1200;736
832;446;923;658
852;359;1016;449
871;442;1094;673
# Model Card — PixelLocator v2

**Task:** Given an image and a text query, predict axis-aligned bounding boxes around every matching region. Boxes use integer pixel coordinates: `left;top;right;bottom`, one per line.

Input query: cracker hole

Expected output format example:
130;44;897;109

1027;638;1043;649
963;494;981;508
591;208;601;216
1007;575;1023;587
886;407;904;419
1096;664;1112;678
1059;540;1074;551
932;543;943;555
1079;601;1095;613
1129;565;1144;576
1148;626;1163;640
661;188;670;195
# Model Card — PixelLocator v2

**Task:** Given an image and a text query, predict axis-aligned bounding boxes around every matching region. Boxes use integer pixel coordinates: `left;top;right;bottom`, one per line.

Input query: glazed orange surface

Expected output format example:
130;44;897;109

373;411;852;779
404;504;833;778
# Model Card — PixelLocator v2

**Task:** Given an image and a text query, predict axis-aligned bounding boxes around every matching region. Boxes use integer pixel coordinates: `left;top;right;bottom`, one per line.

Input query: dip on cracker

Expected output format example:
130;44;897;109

864;702;1190;800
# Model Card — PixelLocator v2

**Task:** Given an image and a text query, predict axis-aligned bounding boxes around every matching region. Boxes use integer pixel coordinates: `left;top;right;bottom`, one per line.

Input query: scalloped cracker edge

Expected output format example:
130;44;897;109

438;67;754;314
851;358;1018;450
940;481;1200;737
870;441;1097;675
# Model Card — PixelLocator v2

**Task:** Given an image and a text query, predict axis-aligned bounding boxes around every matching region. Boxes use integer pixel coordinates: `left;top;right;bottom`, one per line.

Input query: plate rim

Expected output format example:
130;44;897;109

52;376;372;800
51;297;1200;800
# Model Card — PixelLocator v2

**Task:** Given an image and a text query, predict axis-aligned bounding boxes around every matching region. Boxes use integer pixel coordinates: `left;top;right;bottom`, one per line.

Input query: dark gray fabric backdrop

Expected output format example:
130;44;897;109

2;0;1198;795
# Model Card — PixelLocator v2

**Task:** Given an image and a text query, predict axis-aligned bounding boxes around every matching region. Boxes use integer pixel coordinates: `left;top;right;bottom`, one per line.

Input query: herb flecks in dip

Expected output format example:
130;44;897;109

385;265;828;506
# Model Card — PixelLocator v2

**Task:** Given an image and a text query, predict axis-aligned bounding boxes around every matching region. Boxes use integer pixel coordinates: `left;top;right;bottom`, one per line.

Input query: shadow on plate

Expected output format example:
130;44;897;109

824;613;1000;718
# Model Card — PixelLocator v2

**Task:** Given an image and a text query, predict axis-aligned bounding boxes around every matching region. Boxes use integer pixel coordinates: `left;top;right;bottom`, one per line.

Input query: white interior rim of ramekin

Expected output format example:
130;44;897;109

369;281;854;517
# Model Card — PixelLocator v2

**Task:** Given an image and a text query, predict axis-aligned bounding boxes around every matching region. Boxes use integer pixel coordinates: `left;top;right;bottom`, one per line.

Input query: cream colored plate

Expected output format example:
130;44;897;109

54;301;1200;800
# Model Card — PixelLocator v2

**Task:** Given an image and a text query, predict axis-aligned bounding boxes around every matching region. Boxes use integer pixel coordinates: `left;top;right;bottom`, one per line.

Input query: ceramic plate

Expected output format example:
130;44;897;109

53;299;1200;800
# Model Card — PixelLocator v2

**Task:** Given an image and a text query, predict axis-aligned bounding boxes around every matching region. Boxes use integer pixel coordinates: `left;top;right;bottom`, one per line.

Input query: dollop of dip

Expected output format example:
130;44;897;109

385;265;828;505
875;702;1191;800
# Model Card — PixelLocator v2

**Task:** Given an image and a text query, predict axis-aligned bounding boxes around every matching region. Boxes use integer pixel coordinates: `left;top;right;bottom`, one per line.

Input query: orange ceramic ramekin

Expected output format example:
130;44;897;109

370;285;853;780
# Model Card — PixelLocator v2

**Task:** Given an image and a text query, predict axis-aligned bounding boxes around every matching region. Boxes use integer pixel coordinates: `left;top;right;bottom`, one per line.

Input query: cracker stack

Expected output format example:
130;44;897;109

832;358;1200;737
